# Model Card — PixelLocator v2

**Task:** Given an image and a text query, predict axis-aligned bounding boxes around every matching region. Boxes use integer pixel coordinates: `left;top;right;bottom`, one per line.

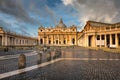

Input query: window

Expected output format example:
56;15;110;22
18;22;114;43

111;27;115;29
59;41;61;44
97;35;100;40
106;27;110;30
101;35;104;40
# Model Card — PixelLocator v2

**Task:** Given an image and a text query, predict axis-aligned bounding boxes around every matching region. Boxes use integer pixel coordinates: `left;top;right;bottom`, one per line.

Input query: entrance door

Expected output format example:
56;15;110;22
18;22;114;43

40;39;43;44
0;36;2;46
106;34;110;47
118;34;120;46
72;38;75;45
56;40;58;44
88;36;92;47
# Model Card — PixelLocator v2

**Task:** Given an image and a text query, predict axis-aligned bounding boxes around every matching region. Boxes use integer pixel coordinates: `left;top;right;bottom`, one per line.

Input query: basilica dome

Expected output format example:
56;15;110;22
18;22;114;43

56;19;67;28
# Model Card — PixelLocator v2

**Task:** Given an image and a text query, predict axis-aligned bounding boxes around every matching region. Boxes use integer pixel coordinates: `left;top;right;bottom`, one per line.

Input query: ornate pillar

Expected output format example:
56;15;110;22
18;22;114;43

115;34;118;48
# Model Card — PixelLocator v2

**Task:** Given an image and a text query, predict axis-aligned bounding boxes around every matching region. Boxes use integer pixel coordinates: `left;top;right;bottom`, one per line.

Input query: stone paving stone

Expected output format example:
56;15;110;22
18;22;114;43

0;55;38;74
0;50;33;56
2;60;120;80
0;47;120;80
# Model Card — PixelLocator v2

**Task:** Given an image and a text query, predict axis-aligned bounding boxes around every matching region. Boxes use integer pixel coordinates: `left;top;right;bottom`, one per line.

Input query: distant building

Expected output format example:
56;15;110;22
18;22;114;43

78;21;120;48
38;19;77;46
0;27;37;46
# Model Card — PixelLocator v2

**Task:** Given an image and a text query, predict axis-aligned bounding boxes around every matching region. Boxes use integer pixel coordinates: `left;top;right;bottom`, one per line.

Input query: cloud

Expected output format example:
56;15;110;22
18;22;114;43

0;0;39;25
62;0;74;6
29;0;57;25
62;0;120;26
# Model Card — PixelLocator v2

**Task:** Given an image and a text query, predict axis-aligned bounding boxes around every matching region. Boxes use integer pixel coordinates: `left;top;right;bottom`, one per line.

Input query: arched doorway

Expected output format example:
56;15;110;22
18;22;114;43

63;40;66;44
72;38;75;45
88;35;92;47
56;40;58;44
40;39;43;44
49;40;51;44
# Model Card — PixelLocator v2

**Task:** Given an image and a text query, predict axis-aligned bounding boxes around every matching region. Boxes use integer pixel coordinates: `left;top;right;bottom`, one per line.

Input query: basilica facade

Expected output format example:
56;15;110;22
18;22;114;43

38;19;120;48
38;19;77;46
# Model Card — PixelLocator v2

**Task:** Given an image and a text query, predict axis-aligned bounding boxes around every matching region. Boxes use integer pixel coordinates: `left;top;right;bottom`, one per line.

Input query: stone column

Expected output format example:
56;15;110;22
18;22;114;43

2;35;4;46
100;34;101;47
110;34;112;47
51;35;53;45
115;34;118;48
104;34;107;47
5;35;7;46
85;34;88;47
92;35;96;47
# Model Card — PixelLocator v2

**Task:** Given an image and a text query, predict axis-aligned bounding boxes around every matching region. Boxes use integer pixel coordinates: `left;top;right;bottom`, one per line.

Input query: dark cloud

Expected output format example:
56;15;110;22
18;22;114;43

62;0;120;25
0;19;12;32
29;0;57;25
0;0;39;24
0;18;32;36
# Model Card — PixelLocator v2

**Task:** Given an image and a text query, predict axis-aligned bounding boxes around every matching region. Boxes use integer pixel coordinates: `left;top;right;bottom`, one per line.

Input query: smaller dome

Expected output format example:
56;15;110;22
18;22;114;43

39;25;44;29
56;19;66;28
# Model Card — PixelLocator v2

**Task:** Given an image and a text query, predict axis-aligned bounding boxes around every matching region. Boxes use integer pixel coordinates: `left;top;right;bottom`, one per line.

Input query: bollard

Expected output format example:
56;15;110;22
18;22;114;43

47;52;51;61
53;51;57;59
18;54;26;69
56;50;61;58
37;53;42;64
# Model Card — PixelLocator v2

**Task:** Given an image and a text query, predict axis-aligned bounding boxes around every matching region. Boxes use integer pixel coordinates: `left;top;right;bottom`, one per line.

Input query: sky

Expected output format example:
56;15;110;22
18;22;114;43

0;0;120;37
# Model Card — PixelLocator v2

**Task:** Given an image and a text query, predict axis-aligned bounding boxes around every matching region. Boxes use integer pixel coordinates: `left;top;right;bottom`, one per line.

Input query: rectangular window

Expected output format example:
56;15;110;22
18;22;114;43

111;27;115;29
101;35;105;40
97;35;100;40
106;27;110;30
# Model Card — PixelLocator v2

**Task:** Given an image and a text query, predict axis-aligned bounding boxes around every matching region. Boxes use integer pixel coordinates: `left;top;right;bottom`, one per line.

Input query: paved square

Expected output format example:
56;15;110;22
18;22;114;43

0;47;120;80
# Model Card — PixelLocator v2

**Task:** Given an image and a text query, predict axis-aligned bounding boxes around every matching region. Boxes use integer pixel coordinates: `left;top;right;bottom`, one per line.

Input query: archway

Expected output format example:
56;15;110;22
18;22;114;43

40;39;43;44
88;36;92;47
56;40;58;44
72;38;75;45
63;40;66;44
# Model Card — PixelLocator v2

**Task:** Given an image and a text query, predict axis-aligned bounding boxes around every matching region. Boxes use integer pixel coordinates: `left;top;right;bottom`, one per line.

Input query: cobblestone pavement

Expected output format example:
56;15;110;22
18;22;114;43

2;60;120;80
0;50;33;56
1;47;120;80
0;51;48;74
